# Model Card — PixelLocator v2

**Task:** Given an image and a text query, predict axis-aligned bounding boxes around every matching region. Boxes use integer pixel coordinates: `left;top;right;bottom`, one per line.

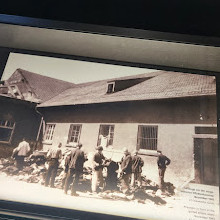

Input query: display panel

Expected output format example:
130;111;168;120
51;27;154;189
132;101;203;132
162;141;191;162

0;51;219;220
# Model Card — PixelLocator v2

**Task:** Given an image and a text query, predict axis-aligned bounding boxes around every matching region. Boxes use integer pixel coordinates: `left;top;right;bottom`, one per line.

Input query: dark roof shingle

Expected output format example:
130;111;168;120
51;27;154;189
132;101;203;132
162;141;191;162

38;71;216;108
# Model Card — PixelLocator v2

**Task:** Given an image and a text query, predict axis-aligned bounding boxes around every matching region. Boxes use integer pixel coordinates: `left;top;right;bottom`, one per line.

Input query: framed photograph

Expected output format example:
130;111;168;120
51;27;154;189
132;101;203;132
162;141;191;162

0;14;219;220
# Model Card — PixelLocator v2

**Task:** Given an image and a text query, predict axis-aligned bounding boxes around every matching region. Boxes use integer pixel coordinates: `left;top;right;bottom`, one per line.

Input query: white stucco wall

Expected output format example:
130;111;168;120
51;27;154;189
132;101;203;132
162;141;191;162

43;122;216;187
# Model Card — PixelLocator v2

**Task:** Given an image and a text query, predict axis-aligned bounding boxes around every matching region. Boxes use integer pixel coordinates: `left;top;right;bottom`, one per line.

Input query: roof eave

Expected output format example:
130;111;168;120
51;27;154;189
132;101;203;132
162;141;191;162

37;93;216;108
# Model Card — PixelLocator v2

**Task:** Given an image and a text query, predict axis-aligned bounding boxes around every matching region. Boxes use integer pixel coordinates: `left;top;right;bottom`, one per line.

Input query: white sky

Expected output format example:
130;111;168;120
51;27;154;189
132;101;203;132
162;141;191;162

2;53;158;84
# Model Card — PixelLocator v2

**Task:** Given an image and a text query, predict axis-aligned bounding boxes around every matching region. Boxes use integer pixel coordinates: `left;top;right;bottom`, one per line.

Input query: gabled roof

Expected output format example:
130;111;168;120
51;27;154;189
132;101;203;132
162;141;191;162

38;71;216;108
6;69;75;102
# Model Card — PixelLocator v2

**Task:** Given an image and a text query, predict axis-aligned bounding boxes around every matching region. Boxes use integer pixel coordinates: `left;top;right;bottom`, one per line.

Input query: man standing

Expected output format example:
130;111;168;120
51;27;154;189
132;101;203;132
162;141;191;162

157;150;171;190
120;147;132;194
45;142;62;188
61;150;72;189
131;150;144;188
91;146;106;193
105;160;119;191
64;143;87;196
12;138;31;170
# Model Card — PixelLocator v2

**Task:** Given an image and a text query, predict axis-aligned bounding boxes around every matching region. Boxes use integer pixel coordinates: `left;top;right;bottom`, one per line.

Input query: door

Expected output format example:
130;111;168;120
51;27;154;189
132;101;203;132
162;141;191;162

194;138;219;186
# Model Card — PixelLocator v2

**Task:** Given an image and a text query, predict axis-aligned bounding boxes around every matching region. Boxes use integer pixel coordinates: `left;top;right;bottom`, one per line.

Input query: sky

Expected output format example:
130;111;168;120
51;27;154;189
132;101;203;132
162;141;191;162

2;53;158;84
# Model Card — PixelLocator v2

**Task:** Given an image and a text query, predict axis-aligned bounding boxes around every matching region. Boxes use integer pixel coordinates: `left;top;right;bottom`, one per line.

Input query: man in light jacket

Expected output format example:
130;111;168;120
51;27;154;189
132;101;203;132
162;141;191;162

45;142;62;188
91;146;106;193
12;138;30;170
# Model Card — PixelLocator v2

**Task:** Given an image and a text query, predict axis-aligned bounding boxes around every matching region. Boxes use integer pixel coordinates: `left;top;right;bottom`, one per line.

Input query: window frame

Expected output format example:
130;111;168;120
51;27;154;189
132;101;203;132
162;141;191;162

0;119;16;144
137;125;158;152
43;123;56;144
66;124;82;146
106;82;115;94
97;124;115;147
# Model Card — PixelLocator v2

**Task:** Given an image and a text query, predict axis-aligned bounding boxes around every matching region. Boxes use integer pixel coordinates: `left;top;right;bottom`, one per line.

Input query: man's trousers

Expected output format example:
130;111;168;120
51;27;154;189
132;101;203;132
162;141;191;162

64;168;80;195
158;167;166;190
15;156;25;170
91;168;104;192
121;173;131;194
131;172;142;187
45;159;59;187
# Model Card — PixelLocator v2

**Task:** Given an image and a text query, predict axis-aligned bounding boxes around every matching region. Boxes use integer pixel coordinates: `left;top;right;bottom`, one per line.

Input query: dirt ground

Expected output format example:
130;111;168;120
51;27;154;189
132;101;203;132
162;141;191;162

0;157;219;220
0;173;219;220
0;172;177;220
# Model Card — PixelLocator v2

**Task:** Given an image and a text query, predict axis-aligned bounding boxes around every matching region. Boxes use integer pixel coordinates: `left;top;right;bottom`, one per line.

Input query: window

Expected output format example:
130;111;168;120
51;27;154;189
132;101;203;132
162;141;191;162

0;86;8;95
0;119;15;143
44;124;56;143
97;125;114;147
137;125;158;150
67;124;82;144
106;82;115;94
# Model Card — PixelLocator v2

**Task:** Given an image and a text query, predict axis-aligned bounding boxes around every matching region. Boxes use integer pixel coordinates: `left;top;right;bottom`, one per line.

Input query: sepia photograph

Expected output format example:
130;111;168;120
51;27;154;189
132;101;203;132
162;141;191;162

0;52;219;220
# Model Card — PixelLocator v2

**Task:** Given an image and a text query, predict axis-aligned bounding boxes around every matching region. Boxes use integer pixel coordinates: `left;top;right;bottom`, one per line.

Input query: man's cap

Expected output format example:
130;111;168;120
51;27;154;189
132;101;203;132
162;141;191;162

132;150;138;155
122;147;129;153
62;149;71;155
96;146;103;151
157;150;162;153
78;143;83;147
66;150;72;155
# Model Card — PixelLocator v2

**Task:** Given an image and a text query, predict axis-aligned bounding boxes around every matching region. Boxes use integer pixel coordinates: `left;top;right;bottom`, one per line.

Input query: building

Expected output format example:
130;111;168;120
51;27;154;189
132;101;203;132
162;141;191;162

0;94;41;157
37;71;218;186
0;69;75;156
3;68;75;103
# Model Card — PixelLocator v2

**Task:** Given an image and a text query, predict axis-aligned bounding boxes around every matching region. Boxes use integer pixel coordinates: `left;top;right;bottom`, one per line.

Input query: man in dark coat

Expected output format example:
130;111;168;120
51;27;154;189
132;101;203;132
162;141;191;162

105;160;119;191
157;150;171;190
64;143;87;196
120;147;132;194
45;142;62;188
131;150;144;188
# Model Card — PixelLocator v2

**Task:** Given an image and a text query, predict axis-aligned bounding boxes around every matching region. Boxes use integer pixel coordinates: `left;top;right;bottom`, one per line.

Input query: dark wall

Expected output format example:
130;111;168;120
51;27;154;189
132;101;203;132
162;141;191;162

0;97;41;157
39;96;216;125
0;1;219;37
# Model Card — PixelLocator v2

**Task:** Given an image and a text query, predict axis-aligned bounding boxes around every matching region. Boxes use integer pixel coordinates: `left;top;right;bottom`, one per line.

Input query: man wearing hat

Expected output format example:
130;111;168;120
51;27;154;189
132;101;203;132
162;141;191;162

64;143;87;196
157;150;171;190
120;147;132;194
131;150;144;188
91;146;106;193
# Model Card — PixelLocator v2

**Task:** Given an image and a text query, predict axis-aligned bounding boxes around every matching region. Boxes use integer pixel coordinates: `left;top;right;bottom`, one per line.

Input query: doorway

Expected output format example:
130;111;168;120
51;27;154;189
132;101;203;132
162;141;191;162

194;138;219;186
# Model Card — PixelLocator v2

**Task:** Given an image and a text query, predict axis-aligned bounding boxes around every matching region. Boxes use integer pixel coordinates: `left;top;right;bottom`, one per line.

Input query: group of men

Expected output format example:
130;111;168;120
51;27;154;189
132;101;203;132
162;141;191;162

12;138;171;196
